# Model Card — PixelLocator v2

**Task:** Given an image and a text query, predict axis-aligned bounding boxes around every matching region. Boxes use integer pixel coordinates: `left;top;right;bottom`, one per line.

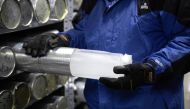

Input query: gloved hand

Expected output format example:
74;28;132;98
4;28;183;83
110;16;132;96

99;62;156;90
23;33;70;57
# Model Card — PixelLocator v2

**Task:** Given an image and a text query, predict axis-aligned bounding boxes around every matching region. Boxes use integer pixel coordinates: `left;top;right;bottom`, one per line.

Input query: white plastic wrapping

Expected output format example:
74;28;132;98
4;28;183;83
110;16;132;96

70;49;132;79
12;43;133;79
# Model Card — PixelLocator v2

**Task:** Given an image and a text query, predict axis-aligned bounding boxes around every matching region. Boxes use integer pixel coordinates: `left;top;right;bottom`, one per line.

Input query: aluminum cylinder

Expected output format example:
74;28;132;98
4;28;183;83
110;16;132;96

0;0;21;29
46;74;57;94
2;82;31;109
28;73;48;100
12;82;31;109
17;0;33;26
30;0;50;23
0;90;14;109
13;43;73;76
49;0;68;21
0;46;15;78
14;73;48;100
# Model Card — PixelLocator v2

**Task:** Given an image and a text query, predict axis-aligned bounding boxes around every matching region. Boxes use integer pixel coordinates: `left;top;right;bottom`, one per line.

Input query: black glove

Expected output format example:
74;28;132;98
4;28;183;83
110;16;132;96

172;53;190;75
23;33;70;57
99;62;156;90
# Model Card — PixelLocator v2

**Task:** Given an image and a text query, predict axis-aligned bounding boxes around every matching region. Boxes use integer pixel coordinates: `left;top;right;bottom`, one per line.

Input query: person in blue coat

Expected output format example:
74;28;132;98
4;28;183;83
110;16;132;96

23;0;190;109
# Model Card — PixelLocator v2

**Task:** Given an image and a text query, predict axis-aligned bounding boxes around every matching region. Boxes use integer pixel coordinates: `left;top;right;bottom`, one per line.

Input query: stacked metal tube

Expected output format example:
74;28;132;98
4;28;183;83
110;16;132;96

0;44;72;77
14;73;49;100
0;0;68;29
17;0;34;26
0;81;31;109
12;82;31;109
0;46;15;78
49;0;68;21
30;0;51;24
0;0;21;29
0;90;13;109
13;43;73;76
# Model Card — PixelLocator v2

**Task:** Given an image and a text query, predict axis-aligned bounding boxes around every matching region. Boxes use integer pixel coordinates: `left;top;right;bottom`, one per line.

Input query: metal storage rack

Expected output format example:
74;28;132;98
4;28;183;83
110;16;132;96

0;0;74;109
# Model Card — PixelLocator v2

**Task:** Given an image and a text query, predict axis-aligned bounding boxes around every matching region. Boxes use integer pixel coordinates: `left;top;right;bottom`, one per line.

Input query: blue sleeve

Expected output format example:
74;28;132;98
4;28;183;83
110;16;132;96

146;14;190;74
148;32;190;74
59;0;96;49
59;10;88;49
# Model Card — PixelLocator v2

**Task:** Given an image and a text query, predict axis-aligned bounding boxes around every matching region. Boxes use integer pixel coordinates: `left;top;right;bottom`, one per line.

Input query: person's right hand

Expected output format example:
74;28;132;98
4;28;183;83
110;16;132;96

23;33;70;57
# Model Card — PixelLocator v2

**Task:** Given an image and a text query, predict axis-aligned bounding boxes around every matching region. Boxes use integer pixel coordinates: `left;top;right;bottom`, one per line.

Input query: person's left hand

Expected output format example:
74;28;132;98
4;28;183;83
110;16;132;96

23;33;70;57
99;63;156;90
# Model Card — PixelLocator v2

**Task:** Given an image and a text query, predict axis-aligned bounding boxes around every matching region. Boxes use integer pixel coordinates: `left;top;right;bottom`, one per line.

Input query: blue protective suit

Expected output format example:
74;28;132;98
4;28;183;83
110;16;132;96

60;0;190;109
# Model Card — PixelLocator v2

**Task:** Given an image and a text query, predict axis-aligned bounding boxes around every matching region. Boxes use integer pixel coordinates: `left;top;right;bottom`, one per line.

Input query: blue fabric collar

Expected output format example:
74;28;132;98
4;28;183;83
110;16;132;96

104;0;120;9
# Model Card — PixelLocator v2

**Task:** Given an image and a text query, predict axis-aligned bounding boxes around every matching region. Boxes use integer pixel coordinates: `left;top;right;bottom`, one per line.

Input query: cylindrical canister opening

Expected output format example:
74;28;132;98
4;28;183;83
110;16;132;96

0;0;21;29
30;74;48;100
0;46;16;78
0;90;14;109
13;82;31;109
18;0;33;26
34;0;50;23
53;0;68;20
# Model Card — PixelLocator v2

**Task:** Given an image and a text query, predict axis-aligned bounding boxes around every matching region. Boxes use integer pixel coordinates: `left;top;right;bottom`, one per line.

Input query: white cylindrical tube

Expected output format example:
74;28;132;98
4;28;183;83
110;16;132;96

70;49;132;79
11;43;132;79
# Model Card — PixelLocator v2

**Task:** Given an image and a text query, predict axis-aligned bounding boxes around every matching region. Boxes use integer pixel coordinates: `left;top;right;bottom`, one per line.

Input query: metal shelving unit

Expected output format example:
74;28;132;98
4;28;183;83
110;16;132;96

0;0;73;109
0;20;63;35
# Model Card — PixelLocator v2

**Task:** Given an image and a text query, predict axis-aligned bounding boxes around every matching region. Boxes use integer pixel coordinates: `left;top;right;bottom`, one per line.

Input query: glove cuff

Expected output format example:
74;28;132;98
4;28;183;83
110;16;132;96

48;34;70;48
144;60;157;84
145;60;157;72
57;34;71;47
